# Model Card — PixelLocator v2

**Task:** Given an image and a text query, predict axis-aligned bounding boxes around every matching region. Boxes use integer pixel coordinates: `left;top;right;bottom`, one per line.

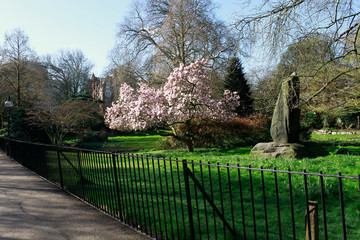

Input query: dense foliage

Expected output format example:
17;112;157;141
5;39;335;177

2;1;360;146
159;114;271;149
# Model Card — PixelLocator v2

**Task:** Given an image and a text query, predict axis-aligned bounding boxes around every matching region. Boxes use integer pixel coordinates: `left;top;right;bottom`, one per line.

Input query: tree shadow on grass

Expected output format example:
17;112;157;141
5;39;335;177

324;146;360;155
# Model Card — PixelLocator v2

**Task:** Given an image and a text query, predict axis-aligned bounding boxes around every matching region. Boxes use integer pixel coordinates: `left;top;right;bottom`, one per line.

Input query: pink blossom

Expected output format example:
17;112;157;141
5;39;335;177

104;59;240;149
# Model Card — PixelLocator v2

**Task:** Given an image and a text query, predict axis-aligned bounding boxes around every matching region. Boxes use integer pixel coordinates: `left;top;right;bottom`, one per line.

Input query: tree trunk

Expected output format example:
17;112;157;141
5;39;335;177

17;64;21;108
184;138;194;152
156;128;195;152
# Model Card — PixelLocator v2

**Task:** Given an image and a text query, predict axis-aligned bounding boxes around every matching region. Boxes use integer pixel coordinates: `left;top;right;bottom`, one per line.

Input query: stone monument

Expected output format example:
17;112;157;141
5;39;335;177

251;73;328;159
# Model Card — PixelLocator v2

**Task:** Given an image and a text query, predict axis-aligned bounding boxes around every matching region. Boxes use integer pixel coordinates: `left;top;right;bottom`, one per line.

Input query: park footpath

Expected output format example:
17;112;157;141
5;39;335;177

0;152;152;240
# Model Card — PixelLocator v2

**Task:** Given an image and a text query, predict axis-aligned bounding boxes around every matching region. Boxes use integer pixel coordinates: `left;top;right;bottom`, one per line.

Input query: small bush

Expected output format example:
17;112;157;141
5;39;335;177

194;114;272;148
11;131;30;141
301;112;323;130
158;114;272;149
82;130;108;143
156;137;187;150
0;127;7;136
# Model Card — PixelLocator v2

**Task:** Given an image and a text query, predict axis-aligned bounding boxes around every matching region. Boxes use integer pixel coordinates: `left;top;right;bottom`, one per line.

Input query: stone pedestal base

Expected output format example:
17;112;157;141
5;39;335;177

251;142;329;159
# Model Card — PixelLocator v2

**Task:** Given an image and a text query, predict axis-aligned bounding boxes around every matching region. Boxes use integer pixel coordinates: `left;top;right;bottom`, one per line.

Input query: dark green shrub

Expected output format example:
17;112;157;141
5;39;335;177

9;108;26;135
301;112;323;130
336;112;358;128
11;131;30;141
82;130;108;143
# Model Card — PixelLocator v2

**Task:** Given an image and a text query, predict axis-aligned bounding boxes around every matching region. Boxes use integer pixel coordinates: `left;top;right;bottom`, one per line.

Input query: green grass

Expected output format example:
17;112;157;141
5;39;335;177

61;132;360;178
108;135;162;148
135;146;360;176
79;135;162;152
63;132;360;176
52;132;360;239
311;133;360;146
64;130;164;151
44;146;359;239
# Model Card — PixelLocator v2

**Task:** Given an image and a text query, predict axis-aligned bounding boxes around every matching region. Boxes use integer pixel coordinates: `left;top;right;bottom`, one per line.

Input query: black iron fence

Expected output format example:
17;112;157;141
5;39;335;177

0;137;359;240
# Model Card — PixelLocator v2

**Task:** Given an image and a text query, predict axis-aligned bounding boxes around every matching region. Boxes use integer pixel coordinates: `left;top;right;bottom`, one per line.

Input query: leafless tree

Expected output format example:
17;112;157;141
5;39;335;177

0;29;40;108
44;49;94;102
27;100;103;144
234;0;360;104
111;0;237;85
105;61;139;102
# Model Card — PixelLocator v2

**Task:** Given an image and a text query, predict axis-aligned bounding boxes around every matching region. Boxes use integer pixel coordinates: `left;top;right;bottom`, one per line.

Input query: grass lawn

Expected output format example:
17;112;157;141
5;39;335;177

67;132;360;175
47;132;360;239
134;132;360;176
137;147;360;176
82;134;162;151
65;130;163;152
311;133;360;146
47;148;359;240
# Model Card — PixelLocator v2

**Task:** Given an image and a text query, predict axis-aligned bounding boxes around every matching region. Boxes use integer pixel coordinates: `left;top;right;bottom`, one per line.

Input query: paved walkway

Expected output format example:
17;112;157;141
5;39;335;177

0;152;152;240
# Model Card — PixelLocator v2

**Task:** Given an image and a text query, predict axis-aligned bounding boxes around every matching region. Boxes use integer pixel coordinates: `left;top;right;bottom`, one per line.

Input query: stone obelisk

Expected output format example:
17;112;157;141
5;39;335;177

251;73;328;159
270;72;300;145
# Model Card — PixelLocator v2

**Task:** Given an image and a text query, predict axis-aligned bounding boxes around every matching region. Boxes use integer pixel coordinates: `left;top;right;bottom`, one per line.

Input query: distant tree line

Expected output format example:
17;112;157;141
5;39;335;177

0;29;94;109
1;0;359;144
0;29;100;143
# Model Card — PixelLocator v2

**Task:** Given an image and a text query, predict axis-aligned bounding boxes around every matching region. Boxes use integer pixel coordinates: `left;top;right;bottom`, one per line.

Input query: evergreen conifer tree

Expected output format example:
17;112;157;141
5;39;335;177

224;57;254;116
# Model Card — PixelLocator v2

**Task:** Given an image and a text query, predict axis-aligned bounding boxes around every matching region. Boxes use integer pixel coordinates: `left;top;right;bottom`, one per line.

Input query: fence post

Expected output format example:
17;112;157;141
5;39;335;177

112;153;123;222
7;138;11;157
6;138;11;157
9;138;13;159
57;147;64;189
77;150;85;199
305;201;319;240
42;145;49;179
183;159;195;240
4;138;8;156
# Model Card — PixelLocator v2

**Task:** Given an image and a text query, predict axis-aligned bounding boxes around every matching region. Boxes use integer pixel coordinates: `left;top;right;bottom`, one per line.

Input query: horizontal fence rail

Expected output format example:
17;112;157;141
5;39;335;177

1;137;359;240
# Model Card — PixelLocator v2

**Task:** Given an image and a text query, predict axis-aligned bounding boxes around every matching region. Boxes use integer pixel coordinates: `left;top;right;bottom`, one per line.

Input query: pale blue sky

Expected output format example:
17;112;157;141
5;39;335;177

0;0;246;76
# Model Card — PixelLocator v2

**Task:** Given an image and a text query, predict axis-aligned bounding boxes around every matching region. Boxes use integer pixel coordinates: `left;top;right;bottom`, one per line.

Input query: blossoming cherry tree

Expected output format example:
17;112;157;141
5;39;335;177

105;59;239;152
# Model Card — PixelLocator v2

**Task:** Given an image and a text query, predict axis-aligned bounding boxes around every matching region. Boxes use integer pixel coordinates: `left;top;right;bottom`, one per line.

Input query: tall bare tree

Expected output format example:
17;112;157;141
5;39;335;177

234;0;360;104
105;61;139;102
111;0;237;85
0;29;40;108
27;100;103;144
45;49;94;102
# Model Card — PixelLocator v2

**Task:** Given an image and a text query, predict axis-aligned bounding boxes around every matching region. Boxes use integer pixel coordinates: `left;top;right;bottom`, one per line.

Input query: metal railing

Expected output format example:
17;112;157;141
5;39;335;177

1;137;359;240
